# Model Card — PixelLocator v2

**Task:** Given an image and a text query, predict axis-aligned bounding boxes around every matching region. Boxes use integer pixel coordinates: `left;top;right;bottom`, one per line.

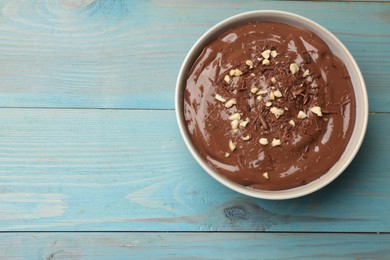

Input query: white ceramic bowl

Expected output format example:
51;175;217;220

175;10;368;200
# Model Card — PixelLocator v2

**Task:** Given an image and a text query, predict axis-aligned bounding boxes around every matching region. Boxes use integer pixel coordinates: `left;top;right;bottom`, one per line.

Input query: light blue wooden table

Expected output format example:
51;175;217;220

0;0;389;259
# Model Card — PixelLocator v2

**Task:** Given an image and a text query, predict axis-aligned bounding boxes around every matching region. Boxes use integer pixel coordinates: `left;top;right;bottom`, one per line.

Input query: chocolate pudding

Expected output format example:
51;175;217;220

183;22;356;191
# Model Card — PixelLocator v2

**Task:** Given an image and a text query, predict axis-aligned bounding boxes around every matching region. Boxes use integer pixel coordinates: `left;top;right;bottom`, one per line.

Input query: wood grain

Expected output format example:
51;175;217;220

0;108;387;232
1;232;389;259
0;0;388;111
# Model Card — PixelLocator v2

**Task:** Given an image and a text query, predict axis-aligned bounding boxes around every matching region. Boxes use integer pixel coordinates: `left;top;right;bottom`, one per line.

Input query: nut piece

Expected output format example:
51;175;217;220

310;106;323;117
229;69;235;76
225;99;237;108
250;87;259;94
246;60;254;69
231;119;239;130
241;135;250;141
265;102;272;107
269;91;275;100
271;77;277;84
289;120;296;126
270;50;278;58
228;113;241;121
289;63;300;75
215;94;226;103
270;107;284;118
257;95;263;101
302;69;310;78
273;90;282;98
234;69;243;77
297;110;307;119
262;172;269;179
224;75;232;84
262;59;270;65
259;138;268;145
229;140;236;151
257;89;268;95
250;73;256;77
225;152;230;157
271;138;281;147
261;49;271;59
239;120;249;128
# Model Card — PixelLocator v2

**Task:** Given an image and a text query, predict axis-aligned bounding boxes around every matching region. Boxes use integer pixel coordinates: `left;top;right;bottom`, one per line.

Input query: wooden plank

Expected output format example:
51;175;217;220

0;0;388;111
0;108;388;232
1;232;390;259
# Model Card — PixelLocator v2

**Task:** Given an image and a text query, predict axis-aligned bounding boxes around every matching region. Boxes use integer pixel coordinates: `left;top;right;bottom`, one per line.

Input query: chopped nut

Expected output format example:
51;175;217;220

269;91;275;100
297;110;307;119
265;102;272;107
270;107;284;118
257;90;268;95
257;95;263;101
233;129;239;133
250;73;256;77
262;172;269;179
289;63;300;75
229;139;236;151
302;69;310;78
215;94;226;103
228;113;241;121
225;99;236;108
284;107;289;111
234;69;243;77
245;60;254;69
262;59;270;65
270;50;278;58
241;135;250;141
224;75;232;84
239;120;249;128
259;138;268;145
271;138;281;147
225;152;230;158
289;120;296;126
229;69;243;77
271;77;277;84
261;50;271;59
310;106;323;117
250;87;259;94
231;119;239;130
273;90;282;98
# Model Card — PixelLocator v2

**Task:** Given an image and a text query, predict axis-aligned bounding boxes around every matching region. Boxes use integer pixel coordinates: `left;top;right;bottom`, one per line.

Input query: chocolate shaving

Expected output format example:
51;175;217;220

292;87;305;98
258;113;269;130
303;94;309;104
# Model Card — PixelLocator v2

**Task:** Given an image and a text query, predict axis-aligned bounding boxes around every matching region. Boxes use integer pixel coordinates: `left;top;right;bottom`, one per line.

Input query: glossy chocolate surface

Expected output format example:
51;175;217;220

184;22;356;190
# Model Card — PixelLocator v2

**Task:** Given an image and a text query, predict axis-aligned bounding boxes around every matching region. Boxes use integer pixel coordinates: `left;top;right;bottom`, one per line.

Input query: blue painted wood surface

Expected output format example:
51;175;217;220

1;233;390;259
0;0;389;258
0;0;388;111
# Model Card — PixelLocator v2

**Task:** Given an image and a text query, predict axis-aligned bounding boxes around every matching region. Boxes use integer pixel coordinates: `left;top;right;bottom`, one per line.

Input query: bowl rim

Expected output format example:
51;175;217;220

175;10;368;200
